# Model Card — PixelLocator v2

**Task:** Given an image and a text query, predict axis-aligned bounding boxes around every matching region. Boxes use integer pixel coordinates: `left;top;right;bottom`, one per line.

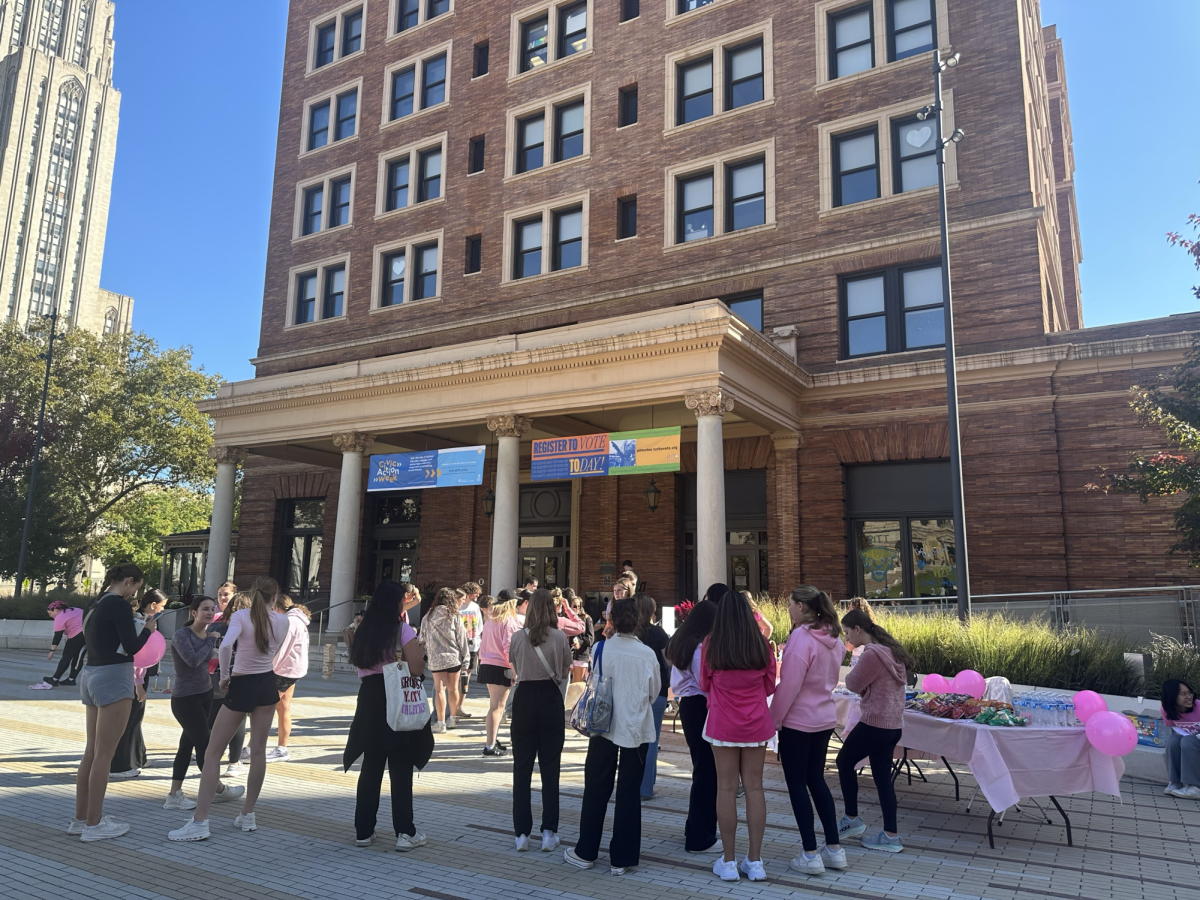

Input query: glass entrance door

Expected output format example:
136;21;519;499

727;530;769;595
518;534;570;590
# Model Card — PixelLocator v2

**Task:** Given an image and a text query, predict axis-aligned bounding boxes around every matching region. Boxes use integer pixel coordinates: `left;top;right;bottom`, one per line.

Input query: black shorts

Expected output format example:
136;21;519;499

276;675;298;693
432;665;462;674
225;671;280;713
477;663;511;687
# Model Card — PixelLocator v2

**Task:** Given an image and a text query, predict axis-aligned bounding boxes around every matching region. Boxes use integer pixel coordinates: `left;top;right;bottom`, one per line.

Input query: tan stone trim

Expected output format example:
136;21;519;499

305;0;369;77
813;0;950;89
386;0;456;41
332;431;376;453
503;82;593;181
664;0;751;27
379;40;453;131
367;228;446;311
487;415;533;438
298;76;364;159
770;430;802;450
801;393;1058;428
373;132;448;219
686;388;735;418
501;190;591;283
283;252;353;331
662;138;776;249
507;1;594;82
209;446;249;465
662;20;775;136
291;162;358;243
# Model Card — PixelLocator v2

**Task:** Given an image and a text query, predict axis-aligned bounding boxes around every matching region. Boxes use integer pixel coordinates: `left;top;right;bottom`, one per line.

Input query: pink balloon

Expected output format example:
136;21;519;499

950;669;987;699
1085;710;1137;756
922;673;950;693
1073;690;1107;724
133;630;166;668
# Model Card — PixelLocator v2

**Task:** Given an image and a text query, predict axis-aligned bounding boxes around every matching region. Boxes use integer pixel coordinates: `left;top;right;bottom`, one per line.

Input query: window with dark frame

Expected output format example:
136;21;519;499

308;101;330;150
428;0;450;18
678;57;713;125
726;157;765;231
334;91;357;140
302;185;323;235
465;235;482;274
833;127;879;206
840;262;944;358
829;4;873;79
620;0;639;21
617;195;637;239
397;0;419;32
468;135;485;173
315;22;336;68
295;272;318;323
515;217;543;278
893;114;938;192
728;295;763;331
887;0;935;62
329;176;352;227
678;172;714;242
677;0;713;12
422;54;447;108
414;243;439;299
278;499;325;599
382;250;406;306
619;85;638;126
391;67;415;119
726;41;764;110
474;41;490;76
386;158;410;210
417;148;442;202
558;2;587;57
851;513;956;599
521;15;549;71
553;207;583;270
517;114;545;173
323;264;346;318
342;9;362;56
554;101;584;162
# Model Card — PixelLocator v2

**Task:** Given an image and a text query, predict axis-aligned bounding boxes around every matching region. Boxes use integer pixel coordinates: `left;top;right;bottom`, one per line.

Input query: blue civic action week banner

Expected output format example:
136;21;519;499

530;427;681;481
367;446;486;491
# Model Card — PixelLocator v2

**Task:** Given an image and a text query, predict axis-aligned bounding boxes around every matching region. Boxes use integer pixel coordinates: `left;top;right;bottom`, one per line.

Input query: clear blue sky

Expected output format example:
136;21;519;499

101;0;1200;385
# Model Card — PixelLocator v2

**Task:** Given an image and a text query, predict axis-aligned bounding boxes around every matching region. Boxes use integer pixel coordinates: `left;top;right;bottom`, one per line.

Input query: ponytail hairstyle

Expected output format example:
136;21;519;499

790;585;842;639
489;598;517;622
185;594;217;626
665;598;717;669
841;608;916;672
136;588;169;614
248;576;280;654
101;562;144;593
705;590;771;671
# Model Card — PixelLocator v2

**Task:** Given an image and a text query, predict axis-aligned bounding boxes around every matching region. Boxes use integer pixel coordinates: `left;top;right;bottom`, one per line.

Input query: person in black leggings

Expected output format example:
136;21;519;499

46;601;88;685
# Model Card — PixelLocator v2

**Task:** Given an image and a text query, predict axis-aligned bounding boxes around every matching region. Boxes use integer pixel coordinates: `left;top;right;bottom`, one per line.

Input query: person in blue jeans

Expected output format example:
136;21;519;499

635;594;671;800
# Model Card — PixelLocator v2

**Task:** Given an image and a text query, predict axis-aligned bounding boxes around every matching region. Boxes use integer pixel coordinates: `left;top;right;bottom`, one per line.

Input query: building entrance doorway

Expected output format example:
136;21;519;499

520;536;569;590
515;481;572;591
727;530;769;595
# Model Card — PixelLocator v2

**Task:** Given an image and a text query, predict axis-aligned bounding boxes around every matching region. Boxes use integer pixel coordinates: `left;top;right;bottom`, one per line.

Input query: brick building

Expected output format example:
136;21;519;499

200;0;1196;628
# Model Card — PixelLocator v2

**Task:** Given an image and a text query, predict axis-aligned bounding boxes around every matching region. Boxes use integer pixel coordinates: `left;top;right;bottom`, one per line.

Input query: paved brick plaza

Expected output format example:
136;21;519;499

0;647;1196;900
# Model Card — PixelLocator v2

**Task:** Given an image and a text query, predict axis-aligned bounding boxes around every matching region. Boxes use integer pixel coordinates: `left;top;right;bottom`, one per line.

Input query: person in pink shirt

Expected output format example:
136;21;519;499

45;601;86;686
477;593;521;756
1162;679;1200;799
267;596;311;762
699;590;776;884
771;586;848;875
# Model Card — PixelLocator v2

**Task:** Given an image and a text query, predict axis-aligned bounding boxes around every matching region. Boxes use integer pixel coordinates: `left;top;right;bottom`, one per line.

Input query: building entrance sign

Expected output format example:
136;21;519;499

367;446;486;490
531;427;681;480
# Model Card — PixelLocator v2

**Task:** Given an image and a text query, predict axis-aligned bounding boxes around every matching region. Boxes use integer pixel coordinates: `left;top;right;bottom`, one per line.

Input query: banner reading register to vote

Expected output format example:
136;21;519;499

530;427;680;481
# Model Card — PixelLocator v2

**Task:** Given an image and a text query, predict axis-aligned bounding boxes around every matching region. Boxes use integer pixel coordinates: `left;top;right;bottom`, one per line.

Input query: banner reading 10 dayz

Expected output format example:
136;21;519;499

531;427;681;481
367;446;486;491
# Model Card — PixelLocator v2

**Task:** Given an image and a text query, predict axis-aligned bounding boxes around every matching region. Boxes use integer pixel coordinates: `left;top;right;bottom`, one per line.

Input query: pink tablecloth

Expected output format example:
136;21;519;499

833;694;1124;813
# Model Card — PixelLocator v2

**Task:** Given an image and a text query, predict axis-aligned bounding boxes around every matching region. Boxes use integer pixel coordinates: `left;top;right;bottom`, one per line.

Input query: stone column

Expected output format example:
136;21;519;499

770;431;803;592
328;431;375;631
686;389;735;597
204;446;247;598
487;415;531;593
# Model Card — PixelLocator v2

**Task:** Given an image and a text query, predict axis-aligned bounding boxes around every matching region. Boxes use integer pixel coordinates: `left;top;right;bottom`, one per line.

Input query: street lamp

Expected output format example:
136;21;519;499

482;488;495;517
643;478;661;513
924;49;972;621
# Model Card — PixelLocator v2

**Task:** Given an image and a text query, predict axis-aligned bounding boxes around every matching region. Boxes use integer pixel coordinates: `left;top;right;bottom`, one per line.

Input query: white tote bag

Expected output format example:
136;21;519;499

383;660;432;732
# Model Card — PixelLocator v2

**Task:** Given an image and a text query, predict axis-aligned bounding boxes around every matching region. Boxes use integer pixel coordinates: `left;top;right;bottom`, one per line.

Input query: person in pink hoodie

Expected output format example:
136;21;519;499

699;590;776;884
268;597;311;763
771;586;848;875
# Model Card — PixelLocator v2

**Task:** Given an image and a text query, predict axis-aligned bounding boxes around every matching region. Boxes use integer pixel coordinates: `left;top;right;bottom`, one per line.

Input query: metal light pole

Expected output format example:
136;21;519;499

14;308;60;600
921;50;971;620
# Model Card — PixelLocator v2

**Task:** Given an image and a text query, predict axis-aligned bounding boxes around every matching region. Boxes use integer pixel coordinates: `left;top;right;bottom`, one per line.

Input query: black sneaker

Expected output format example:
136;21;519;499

483;745;508;757
43;677;58;686
494;740;507;752
60;678;76;686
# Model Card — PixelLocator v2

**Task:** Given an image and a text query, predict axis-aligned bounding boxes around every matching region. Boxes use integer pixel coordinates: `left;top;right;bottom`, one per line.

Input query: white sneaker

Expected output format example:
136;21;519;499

80;816;129;842
432;721;446;733
541;830;559;852
515;834;530;852
240;746;251;761
167;817;210;842
713;857;739;882
790;851;825;874
563;847;593;869
213;783;246;802
447;716;457;730
234;813;257;832
163;791;196;810
66;818;86;835
265;746;290;763
109;768;140;779
355;832;376;847
1165;783;1182;795
395;831;427;851
224;762;245;778
821;846;848;870
610;865;628;876
1172;785;1200;800
739;857;767;881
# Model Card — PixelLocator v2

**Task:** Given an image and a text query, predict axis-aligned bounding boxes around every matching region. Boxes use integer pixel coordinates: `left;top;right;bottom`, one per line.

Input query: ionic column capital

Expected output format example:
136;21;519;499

770;430;803;451
685;389;735;419
332;431;376;454
486;415;532;438
209;445;248;466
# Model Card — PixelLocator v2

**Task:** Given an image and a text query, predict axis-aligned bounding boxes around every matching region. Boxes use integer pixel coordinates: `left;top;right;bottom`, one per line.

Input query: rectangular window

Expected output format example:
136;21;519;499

833;128;878;206
422;54;447;108
619;86;638;126
391;68;415;120
728;295;763;331
418;148;442;201
302;185;323;235
428;0;450;17
515;217;543;278
894;114;938;192
678;0;713;11
309;101;330;150
474;41;490;76
726;158;765;231
901;264;945;348
521;16;549;71
888;0;935;62
726;41;763;110
335;91;357;140
559;2;587;57
678;58;713;125
852;516;955;598
329;176;352;227
841;262;944;357
382;250;406;306
414;243;439;299
844;274;887;356
387;159;410;210
323;265;346;318
342;9;362;56
315;23;336;68
397;0;419;31
468;135;485;173
555;101;584;162
830;4;873;79
553;207;583;270
618;195;637;239
279;499;325;599
678;172;714;242
517;114;545;173
621;0;639;21
465;235;482;274
296;272;318;323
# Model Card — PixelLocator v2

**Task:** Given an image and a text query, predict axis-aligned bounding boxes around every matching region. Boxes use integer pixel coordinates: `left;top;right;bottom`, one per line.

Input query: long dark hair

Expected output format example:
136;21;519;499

704;582;730;605
248;576;279;654
351;581;406;670
525;589;557;646
101;562;144;592
634;593;657;638
666;598;717;669
185;594;216;626
1162;679;1195;721
136;588;169;614
705;590;771;671
790;585;842;639
841;608;916;672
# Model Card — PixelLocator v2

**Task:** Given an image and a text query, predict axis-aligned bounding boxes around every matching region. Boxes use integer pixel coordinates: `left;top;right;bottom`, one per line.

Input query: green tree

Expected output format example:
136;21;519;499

0;322;221;583
95;487;214;590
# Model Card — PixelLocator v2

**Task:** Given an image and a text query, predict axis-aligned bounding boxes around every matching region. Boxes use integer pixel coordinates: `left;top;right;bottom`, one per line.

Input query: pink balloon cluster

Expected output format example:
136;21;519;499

133;630;166;668
1073;690;1136;756
921;669;986;698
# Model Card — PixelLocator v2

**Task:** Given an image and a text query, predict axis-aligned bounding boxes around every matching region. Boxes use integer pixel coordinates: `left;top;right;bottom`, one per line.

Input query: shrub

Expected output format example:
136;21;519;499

0;592;92;620
754;594;793;641
1148;634;1200;698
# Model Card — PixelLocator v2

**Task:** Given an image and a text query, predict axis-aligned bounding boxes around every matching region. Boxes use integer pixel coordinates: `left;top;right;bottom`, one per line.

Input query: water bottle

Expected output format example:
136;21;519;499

1054;697;1065;727
1065;698;1077;727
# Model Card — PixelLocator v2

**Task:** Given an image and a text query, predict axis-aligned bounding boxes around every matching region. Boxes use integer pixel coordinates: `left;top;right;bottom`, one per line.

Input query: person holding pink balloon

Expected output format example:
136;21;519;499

71;563;158;842
1160;679;1200;799
110;590;170;779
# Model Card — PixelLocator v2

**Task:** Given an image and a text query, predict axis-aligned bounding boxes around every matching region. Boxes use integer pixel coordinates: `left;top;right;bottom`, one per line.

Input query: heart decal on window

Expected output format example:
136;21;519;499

906;126;933;148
